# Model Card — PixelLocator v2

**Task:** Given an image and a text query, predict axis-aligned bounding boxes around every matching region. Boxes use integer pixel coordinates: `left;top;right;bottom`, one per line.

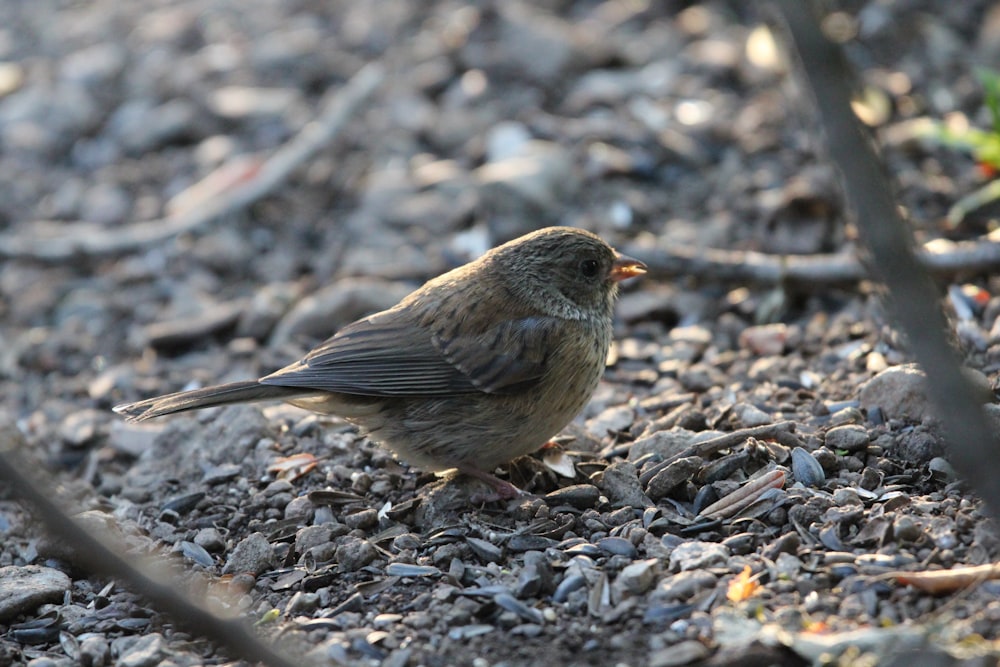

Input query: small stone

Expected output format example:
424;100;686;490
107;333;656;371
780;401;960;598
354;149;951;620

270;278;412;347
893;515;923;543
668;541;730;571
585;405;635;437
222;532;275;576
284;495;315;521
824;425;869;452
295;525;333;555
193;528;226;552
59;409;103;446
617;559;657;594
644;456;702;501
79;182;131;224
595;461;653;509
0;566;71;622
733;402;773;427
628;428;699;461
344;508;379;530
287;591;320;614
79;636;110;666
859;364;991;424
335;538;377;572
739;323;789;355
116;633;166;667
649;639;711;667
544;484;600;509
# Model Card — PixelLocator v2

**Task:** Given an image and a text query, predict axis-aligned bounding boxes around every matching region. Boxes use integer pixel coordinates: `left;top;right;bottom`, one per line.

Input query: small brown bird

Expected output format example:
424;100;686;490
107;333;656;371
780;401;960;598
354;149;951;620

114;227;645;497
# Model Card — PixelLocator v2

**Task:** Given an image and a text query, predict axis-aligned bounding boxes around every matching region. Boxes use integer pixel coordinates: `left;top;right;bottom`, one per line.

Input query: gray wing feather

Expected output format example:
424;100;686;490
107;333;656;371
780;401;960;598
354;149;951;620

260;313;556;397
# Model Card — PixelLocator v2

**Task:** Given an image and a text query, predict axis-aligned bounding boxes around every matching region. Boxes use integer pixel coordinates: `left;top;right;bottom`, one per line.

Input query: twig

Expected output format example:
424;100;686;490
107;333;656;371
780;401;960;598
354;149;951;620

624;236;1000;285
637;421;797;486
0;62;384;262
699;469;787;519
773;0;1000;518
0;424;301;667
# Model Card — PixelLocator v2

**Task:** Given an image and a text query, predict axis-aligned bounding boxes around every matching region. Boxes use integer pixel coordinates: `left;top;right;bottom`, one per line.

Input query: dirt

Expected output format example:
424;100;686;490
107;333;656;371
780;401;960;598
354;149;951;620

3;1;1000;666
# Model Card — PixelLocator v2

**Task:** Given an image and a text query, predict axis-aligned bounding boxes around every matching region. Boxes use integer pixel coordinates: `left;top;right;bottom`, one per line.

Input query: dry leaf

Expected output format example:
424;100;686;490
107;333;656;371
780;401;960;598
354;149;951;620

727;565;761;602
267;452;318;481
889;562;1000;594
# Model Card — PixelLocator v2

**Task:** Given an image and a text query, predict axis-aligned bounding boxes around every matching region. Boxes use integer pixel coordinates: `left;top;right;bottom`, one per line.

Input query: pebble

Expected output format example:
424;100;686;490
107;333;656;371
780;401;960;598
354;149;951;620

193;528;226;552
221;532;275;576
858;364;991;423
544;484;601;510
287;591;320;614
617;559;658;595
629;428;699;461
644;456;702;501
739;323;789;355
595;461;653;509
295;525;334;555
732;402;773;427
585;404;636;438
824;425;869;452
668;541;730;572
0;566;71;622
79;635;110;666
335;538;377;572
115;633;167;667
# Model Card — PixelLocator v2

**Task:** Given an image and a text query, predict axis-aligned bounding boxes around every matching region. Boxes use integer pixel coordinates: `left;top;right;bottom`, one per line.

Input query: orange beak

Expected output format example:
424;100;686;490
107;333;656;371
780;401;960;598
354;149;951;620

610;253;647;282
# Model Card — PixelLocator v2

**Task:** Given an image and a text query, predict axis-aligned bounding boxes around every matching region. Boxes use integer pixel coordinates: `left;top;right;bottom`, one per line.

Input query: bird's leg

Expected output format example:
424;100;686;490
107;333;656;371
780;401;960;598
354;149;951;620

455;465;528;502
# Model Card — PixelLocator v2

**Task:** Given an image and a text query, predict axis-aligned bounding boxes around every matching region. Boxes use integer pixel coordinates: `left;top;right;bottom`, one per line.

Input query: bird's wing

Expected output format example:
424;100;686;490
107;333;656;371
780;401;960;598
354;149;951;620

260;311;557;397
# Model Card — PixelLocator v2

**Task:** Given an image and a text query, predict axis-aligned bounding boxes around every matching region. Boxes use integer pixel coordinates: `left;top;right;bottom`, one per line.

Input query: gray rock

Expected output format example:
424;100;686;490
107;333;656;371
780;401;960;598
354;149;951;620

824;425;869;452
193;528;226;552
617;559;658;595
628;428;699;461
335;537;377;572
0;565;71;622
596;461;652;509
585;404;635;438
859;363;992;423
645;456;702;501
222;532;275;576
668;540;730;572
544;484;600;510
79;635;110;666
733;402;773;427
116;633;167;667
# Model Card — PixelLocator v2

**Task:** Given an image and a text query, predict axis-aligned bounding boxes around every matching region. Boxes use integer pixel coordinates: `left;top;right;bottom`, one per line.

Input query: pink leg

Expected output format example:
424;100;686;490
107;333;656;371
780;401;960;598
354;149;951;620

455;465;528;502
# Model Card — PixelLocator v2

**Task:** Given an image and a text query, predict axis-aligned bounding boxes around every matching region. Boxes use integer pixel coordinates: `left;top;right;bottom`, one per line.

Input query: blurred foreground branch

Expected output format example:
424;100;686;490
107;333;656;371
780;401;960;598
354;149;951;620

0;425;301;667
773;0;1000;517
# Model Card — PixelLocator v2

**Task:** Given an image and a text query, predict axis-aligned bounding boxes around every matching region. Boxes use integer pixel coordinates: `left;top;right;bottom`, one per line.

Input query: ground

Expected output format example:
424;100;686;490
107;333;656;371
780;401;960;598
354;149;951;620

3;1;1000;666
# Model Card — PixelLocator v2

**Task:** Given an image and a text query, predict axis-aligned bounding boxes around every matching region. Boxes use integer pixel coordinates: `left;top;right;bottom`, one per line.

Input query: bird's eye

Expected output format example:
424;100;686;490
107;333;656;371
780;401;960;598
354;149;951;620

580;259;600;278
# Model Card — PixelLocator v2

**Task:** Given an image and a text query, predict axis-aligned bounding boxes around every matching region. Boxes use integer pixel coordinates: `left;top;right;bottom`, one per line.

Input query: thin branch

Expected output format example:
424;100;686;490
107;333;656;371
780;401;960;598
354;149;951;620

624;236;1000;285
0;62;384;262
0;425;301;667
773;0;1000;518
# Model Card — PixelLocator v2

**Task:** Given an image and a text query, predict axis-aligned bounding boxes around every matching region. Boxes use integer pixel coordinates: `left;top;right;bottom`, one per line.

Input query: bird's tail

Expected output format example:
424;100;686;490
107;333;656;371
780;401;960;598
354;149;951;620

113;380;314;422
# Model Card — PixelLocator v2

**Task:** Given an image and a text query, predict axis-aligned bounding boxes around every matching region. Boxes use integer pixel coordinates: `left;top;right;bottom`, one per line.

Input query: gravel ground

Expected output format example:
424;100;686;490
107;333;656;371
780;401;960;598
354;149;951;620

4;1;1000;666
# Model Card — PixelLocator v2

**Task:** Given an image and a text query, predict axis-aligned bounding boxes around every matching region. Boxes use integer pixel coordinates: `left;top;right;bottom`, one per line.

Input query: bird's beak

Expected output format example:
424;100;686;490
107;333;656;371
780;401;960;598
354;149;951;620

610;253;647;282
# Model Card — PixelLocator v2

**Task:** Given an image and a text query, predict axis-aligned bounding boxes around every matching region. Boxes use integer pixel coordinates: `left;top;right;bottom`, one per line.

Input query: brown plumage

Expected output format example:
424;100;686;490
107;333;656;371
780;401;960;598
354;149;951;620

114;227;645;497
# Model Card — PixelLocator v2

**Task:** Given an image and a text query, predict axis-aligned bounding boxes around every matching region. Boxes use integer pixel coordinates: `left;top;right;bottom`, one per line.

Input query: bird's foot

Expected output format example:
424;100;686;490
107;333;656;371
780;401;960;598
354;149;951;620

456;466;532;503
